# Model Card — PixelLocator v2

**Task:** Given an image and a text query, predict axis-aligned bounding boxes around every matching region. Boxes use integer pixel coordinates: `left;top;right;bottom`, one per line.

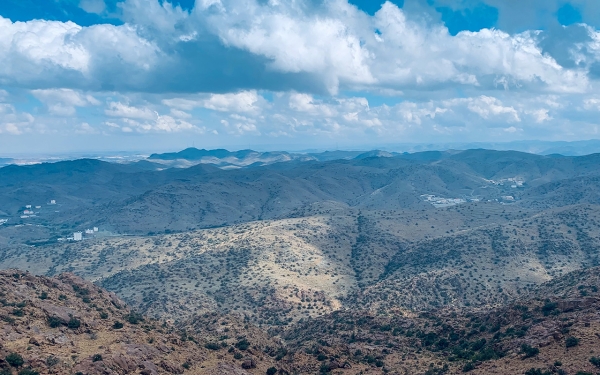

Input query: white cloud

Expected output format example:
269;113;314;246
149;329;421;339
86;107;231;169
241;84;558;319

0;103;35;135
202;91;262;113
105;102;157;120
465;96;521;122
32;89;100;116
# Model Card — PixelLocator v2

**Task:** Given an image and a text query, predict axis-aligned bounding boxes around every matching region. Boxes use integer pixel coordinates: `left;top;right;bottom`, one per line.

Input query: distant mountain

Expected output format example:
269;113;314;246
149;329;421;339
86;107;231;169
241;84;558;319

148;147;298;168
354;150;396;159
0;158;13;167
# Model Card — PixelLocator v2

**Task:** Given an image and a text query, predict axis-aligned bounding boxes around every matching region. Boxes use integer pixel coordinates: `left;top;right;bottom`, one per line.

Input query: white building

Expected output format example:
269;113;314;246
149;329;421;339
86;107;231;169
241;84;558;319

93;227;99;232
25;205;31;209
35;206;41;209
85;229;94;234
73;232;83;241
50;200;56;205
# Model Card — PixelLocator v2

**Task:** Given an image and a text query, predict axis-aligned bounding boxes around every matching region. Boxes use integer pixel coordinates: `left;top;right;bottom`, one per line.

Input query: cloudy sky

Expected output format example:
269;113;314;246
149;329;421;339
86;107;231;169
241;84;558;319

2;0;600;153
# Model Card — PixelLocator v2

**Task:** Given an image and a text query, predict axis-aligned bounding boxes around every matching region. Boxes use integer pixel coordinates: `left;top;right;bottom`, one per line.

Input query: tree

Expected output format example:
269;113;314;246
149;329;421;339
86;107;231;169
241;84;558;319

565;336;579;348
6;353;24;368
266;367;278;375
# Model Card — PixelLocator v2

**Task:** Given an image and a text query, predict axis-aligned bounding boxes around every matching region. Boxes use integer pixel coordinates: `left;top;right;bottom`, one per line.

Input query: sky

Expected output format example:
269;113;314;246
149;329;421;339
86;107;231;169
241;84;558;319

2;0;600;153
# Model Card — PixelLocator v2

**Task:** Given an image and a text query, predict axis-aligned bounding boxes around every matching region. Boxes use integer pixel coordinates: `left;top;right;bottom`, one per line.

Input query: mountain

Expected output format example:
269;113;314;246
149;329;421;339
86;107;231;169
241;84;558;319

3;267;599;375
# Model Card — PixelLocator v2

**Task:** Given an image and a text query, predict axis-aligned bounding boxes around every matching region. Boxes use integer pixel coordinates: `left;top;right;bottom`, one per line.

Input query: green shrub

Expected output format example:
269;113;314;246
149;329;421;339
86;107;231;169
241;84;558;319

204;343;220;350
590;356;600;368
45;356;59;367
235;339;250;351
520;344;539;358
565;336;579;348
67;317;81;329
92;354;102;362
462;362;475;372
6;353;24;368
126;312;143;325
18;369;39;375
47;316;62;328
266;367;278;375
112;321;123;329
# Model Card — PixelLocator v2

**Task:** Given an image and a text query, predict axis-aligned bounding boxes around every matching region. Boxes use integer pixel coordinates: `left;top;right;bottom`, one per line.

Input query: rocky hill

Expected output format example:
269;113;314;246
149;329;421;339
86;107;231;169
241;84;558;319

2;267;599;375
0;270;282;375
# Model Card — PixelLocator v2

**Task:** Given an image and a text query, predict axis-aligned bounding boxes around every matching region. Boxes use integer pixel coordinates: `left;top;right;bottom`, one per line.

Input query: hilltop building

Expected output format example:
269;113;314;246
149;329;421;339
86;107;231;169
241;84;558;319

73;232;83;241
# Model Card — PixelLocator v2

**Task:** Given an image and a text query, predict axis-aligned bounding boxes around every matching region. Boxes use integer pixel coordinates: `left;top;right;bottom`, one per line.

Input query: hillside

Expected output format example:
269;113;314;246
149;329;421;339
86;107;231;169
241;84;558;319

2;267;599;375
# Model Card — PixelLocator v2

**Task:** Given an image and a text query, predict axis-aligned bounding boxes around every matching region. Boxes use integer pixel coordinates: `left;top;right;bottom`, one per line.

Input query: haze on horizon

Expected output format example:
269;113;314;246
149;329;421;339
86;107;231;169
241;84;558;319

2;0;600;154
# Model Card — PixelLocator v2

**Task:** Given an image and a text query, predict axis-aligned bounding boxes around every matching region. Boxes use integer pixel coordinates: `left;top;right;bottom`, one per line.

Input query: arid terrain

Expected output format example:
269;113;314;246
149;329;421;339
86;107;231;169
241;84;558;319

1;149;600;374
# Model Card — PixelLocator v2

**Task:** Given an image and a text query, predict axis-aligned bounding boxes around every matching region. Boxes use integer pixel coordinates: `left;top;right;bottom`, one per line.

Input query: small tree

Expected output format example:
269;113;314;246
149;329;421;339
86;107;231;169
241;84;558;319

6;353;24;367
565;336;579;348
521;344;539;358
266;367;278;375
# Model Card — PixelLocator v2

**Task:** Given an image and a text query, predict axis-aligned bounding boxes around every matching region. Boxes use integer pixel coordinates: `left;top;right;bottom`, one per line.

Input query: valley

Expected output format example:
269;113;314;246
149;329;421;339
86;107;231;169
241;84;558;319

1;148;600;374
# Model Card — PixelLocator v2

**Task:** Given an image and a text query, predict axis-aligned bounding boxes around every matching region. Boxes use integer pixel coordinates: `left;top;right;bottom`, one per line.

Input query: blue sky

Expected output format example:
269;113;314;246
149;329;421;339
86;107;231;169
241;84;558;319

1;0;600;153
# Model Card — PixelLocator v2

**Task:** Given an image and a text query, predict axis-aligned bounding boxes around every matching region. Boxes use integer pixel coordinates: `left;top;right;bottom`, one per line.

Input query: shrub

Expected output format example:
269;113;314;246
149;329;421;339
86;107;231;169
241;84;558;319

112;321;123;329
6;353;24;367
39;292;48;300
520;344;539;358
126;312;143;325
462;362;475;372
47;316;62;328
235;339;250;351
18;369;39;375
99;312;108;319
0;368;11;375
233;352;243;360
92;354;103;362
204;343;220;350
590;356;600;368
46;356;60;367
266;367;278;375
182;362;191;369
565;336;579;348
67;317;81;329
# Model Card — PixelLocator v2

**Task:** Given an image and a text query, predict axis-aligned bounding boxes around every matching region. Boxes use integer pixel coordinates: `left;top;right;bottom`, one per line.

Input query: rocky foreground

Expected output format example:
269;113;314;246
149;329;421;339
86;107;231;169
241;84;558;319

1;268;600;375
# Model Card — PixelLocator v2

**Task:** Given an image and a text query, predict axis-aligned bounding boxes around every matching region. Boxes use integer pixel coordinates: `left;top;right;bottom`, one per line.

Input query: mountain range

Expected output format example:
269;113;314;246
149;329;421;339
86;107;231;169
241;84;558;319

1;148;600;374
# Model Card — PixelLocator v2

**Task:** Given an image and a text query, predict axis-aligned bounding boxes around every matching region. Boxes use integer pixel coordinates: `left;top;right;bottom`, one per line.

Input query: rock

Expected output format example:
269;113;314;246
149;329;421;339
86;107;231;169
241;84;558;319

160;360;184;374
28;337;40;346
140;361;159;375
40;302;80;324
241;359;256;369
110;353;140;372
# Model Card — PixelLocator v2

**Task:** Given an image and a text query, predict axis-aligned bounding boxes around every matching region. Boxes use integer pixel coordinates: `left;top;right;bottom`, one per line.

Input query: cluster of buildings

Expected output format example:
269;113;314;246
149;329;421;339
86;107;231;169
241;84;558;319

421;195;468;208
486;177;525;188
0;219;7;225
71;227;99;242
19;200;57;219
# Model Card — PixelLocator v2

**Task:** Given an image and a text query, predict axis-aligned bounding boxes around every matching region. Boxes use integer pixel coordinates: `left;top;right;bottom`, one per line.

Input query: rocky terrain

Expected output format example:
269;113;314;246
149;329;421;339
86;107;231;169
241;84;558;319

1;267;599;375
1;149;600;374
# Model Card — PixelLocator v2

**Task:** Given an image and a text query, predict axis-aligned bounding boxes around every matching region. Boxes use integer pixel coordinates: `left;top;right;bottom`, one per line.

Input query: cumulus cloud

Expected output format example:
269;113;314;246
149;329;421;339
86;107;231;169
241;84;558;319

0;0;598;95
4;0;600;146
32;89;100;116
0;103;35;135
